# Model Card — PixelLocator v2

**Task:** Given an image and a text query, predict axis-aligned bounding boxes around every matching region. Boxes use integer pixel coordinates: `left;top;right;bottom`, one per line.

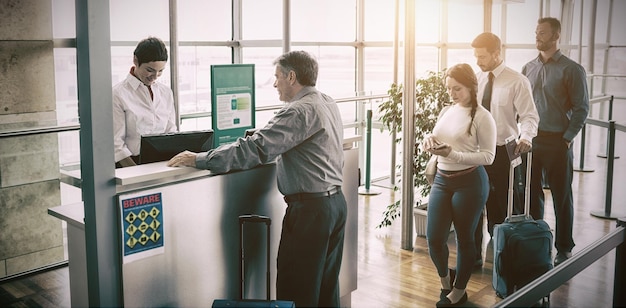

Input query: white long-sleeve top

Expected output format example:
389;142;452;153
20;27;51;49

477;62;539;145
112;72;177;162
431;104;497;171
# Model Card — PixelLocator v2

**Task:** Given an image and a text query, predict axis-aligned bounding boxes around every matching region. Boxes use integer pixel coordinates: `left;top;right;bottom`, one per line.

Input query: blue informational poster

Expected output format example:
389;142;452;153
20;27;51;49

210;64;256;147
119;192;165;263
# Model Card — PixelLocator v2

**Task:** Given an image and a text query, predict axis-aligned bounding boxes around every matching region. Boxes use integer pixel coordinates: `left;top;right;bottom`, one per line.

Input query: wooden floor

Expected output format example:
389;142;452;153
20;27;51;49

0;265;70;308
0;147;623;307
350;149;621;308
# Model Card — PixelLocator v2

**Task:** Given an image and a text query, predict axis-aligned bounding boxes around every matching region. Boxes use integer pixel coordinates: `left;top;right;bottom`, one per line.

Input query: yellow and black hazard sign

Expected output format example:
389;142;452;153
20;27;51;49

120;192;164;256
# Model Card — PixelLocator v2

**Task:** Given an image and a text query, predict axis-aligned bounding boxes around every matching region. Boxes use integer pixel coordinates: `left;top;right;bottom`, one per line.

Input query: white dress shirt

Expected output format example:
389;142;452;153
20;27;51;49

477;62;539;146
113;72;177;162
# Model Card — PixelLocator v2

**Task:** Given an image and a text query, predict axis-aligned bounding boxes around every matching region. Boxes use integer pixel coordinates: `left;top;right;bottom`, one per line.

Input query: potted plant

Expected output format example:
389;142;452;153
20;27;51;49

376;70;449;229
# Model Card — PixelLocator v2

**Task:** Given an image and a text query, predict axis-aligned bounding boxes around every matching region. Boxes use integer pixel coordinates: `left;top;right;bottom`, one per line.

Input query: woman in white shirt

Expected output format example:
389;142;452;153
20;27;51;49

112;37;177;168
423;63;496;307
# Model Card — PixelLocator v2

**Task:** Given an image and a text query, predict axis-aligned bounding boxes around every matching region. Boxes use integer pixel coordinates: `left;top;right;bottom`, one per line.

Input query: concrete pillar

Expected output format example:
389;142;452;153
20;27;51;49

0;0;64;277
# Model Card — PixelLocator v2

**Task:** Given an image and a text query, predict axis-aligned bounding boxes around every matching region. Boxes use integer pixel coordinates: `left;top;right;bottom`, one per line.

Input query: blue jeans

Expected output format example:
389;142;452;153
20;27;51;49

427;166;489;289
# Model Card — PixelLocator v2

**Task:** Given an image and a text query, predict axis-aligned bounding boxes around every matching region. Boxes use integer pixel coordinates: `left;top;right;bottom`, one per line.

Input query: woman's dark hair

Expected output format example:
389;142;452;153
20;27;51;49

445;63;478;135
134;37;168;67
273;50;318;86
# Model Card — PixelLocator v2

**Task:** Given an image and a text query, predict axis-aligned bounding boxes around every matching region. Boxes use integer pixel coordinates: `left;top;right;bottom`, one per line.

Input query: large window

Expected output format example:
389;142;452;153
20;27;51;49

51;0;621;180
363;47;396;94
291;1;356;42
242;0;282;40
447;1;483;43
109;0;170;41
178;0;231;41
503;1;541;45
178;46;232;116
241;47;283;108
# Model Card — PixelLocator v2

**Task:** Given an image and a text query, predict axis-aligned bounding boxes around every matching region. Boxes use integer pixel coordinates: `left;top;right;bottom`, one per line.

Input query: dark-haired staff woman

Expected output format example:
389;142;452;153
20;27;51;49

423;63;496;307
113;37;177;168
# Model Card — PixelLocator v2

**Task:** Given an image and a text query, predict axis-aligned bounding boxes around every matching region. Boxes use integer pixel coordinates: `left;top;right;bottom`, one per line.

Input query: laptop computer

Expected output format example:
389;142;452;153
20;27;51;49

139;129;214;164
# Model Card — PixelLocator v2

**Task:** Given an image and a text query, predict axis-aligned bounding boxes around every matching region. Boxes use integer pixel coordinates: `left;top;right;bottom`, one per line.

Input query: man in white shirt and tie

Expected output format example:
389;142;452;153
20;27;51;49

471;32;539;267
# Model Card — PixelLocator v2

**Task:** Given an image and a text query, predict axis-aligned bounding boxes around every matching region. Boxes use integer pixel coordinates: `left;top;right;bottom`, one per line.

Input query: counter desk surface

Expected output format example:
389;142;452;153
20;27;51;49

50;147;359;307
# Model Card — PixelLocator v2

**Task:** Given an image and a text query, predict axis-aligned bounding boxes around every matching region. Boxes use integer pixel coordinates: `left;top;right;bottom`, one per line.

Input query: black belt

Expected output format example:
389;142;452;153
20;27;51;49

537;130;564;137
284;186;341;203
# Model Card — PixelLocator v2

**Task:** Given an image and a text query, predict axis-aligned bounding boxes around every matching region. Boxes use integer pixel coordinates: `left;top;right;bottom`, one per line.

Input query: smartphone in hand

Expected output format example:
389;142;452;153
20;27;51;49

432;142;447;150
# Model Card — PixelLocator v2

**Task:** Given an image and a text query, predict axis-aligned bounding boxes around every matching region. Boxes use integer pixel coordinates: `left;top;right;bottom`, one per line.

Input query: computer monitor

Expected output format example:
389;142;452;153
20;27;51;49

139;130;214;164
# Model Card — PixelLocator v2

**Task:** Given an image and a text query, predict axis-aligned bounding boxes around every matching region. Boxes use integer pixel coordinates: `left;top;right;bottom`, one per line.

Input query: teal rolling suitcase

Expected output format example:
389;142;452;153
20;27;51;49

492;152;553;303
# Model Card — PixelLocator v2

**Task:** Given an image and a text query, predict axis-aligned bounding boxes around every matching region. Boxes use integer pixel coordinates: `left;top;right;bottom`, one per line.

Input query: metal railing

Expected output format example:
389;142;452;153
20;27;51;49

585;113;626;219
3;94;387;187
493;217;626;307
495;92;626;307
571;94;626;219
574;95;613;172
0;123;79;139
179;93;388;123
179;94;389;187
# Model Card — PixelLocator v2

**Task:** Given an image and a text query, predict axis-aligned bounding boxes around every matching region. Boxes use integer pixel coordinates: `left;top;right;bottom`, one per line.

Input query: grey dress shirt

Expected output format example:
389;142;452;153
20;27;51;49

195;86;344;195
521;50;589;142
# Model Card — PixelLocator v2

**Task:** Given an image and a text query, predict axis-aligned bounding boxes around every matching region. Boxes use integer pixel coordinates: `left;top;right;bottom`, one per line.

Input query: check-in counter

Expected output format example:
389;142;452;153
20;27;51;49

49;144;359;307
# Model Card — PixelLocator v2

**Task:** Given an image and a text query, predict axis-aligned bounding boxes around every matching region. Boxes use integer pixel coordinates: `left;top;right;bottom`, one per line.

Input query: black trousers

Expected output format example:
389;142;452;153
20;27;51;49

475;146;525;258
277;191;347;307
531;134;575;253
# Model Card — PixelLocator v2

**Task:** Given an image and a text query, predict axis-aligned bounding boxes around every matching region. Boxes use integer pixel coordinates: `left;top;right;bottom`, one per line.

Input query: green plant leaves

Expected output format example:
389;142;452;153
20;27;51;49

376;69;449;228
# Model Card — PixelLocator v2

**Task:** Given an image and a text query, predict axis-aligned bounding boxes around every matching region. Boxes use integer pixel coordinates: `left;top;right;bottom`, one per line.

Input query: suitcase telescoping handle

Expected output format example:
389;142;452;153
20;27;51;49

238;214;271;301
507;152;532;222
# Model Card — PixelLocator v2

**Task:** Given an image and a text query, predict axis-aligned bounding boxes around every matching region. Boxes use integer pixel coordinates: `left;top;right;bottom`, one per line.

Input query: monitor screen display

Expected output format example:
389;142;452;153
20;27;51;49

139;130;214;164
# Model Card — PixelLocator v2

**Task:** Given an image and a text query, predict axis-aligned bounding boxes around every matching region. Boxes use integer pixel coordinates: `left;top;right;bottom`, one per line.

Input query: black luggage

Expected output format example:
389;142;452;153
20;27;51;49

212;215;295;308
492;151;553;302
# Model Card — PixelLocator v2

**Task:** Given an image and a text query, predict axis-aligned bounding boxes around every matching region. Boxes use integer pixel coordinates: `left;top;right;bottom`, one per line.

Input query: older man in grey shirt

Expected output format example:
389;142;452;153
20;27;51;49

168;50;347;307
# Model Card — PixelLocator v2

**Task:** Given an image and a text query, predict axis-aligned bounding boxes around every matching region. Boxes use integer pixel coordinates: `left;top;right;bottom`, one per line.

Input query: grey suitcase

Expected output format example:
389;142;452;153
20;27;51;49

212;215;295;308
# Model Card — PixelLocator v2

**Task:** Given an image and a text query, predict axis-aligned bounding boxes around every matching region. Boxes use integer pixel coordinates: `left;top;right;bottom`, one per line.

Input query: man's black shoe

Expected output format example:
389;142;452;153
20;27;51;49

554;252;572;266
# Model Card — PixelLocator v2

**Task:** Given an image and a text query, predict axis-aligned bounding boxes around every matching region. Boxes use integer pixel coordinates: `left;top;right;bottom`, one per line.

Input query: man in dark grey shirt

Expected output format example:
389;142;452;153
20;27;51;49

522;17;589;266
168;50;346;307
